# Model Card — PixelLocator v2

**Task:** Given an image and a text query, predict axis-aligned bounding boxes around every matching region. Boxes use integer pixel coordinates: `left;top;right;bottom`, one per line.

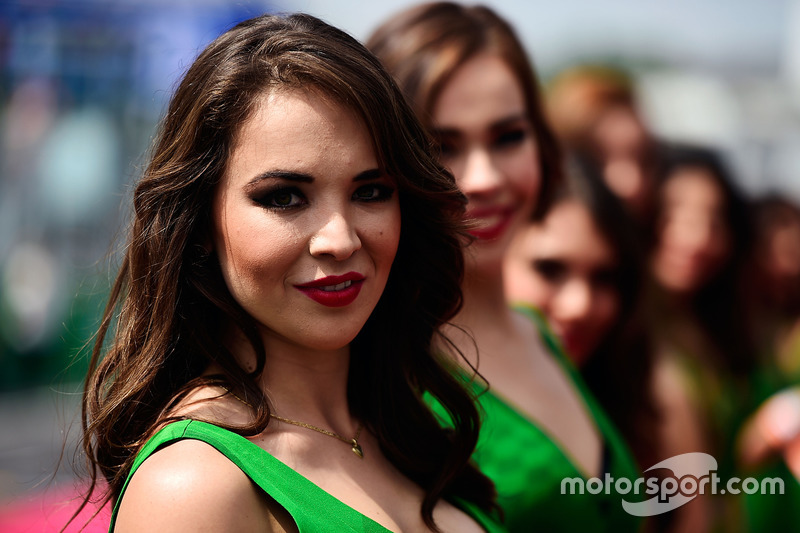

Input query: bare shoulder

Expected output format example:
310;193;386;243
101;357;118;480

114;438;280;533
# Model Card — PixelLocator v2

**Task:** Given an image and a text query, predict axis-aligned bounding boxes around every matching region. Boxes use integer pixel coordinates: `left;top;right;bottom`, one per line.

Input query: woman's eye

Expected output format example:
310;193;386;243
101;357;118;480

256;187;306;209
494;129;527;148
532;258;566;282
434;134;460;159
353;184;395;202
438;142;457;157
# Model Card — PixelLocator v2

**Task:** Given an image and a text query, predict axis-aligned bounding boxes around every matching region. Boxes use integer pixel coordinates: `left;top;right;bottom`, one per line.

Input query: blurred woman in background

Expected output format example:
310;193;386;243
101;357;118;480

750;195;800;375
648;144;754;380
736;194;800;531
546;65;660;221
647;144;756;531
503;156;657;473
504;154;735;531
368;3;641;531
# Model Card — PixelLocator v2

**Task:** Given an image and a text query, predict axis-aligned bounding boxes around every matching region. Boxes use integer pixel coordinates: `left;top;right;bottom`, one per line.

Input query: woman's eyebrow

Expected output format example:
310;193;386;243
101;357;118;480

353;168;384;182
490;113;528;130
245;170;314;189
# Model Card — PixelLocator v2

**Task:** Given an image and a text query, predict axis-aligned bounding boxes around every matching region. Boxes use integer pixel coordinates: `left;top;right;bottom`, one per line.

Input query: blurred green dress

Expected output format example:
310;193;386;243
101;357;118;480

741;326;800;533
431;306;642;532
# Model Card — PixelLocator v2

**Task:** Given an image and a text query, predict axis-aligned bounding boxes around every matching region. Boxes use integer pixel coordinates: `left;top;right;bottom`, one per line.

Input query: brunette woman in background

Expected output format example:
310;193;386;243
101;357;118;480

647;144;756;531
369;4;641;531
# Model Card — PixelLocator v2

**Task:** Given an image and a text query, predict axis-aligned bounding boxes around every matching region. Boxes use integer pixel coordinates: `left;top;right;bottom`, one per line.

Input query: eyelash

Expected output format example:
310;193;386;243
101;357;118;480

254;184;395;210
438;140;456;158
353;183;395;202
255;187;306;209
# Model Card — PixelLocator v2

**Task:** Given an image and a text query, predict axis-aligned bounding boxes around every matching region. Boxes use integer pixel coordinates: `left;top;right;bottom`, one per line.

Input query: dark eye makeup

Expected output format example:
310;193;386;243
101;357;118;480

531;258;567;282
252;182;395;210
254;186;307;209
493;128;527;148
352;183;396;202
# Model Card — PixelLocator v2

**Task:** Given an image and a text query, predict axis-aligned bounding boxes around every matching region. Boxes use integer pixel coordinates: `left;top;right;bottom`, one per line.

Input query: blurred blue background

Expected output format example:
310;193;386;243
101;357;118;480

0;0;798;508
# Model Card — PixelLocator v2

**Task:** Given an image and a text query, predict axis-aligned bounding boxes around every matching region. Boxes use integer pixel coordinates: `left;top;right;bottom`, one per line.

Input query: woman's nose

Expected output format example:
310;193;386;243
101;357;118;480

554;279;592;323
309;210;362;261
458;148;503;198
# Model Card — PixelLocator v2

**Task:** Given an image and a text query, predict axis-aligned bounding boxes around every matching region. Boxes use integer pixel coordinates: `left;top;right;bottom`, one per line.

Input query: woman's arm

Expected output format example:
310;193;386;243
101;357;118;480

738;386;800;470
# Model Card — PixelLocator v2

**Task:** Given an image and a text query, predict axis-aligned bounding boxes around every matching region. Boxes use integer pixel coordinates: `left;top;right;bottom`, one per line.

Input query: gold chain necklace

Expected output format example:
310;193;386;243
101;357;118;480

219;386;364;458
269;414;364;459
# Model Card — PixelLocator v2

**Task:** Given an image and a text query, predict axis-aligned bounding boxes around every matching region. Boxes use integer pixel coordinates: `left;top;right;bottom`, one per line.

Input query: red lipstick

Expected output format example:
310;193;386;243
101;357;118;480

466;206;515;241
295;272;365;307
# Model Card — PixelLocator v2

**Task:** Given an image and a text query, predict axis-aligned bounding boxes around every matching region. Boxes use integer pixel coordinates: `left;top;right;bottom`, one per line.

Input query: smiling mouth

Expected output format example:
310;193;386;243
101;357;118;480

295;274;364;307
320;280;353;292
467;207;516;240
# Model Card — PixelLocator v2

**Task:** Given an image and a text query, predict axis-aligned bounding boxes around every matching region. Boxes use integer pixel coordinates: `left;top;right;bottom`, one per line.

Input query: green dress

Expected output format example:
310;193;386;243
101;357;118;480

653;313;781;532
109;419;505;533
431;306;642;532
740;339;800;533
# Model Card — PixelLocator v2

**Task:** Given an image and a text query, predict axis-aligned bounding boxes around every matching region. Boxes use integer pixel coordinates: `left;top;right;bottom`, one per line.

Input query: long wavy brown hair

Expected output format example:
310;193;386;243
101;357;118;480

366;1;562;218
648;143;755;378
78;12;495;529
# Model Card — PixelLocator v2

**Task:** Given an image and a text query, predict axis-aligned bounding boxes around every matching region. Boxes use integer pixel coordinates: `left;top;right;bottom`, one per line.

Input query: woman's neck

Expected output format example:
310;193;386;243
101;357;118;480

230;329;355;431
441;267;521;370
458;267;513;328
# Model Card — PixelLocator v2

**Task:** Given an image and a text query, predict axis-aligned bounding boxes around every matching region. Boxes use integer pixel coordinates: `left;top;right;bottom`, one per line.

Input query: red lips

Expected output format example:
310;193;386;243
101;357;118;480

295;272;365;307
466;206;515;241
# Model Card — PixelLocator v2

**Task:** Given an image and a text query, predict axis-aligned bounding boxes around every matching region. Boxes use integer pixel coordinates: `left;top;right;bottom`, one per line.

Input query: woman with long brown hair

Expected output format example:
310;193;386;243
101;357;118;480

647;143;756;531
368;4;641;531
77;12;502;532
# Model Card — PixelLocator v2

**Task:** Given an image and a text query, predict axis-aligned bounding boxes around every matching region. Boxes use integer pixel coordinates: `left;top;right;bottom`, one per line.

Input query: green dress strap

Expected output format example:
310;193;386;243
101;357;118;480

516;304;640;479
110;419;505;533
